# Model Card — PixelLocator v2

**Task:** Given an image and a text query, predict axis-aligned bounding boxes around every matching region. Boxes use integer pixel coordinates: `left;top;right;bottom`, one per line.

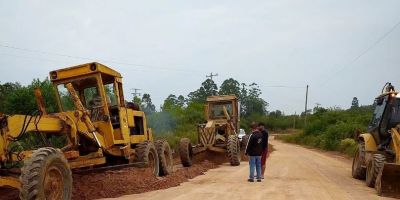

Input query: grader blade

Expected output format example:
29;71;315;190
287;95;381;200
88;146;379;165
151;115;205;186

377;163;400;198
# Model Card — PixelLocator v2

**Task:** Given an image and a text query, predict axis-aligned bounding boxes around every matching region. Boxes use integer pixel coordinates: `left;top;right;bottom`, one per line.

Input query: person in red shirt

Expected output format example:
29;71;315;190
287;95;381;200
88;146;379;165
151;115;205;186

258;122;269;179
245;122;264;182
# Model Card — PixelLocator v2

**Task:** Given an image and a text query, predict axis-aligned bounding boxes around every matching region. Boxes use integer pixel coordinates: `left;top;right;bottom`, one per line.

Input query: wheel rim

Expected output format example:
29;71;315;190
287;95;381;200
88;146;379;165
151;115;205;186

44;166;64;200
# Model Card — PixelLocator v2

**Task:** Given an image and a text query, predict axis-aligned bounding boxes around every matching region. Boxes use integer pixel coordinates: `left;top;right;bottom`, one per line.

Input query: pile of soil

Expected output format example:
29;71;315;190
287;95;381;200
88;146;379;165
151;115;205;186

72;160;216;200
0;157;221;200
0;144;275;200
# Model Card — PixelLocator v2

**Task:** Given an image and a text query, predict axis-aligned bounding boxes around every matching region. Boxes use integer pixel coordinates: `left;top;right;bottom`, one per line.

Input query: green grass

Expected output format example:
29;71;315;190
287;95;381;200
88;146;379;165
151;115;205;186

275;106;372;157
276;133;358;157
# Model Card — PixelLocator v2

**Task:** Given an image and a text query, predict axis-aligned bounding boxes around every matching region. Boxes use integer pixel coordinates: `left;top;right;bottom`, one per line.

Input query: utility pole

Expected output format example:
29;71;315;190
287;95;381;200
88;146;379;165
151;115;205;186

206;72;218;80
293;112;297;129
304;85;309;127
131;88;141;98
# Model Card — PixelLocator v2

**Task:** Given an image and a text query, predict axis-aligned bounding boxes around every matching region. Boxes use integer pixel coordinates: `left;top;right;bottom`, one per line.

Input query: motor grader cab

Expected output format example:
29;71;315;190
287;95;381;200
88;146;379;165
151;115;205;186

352;82;400;197
0;62;173;200
179;95;241;166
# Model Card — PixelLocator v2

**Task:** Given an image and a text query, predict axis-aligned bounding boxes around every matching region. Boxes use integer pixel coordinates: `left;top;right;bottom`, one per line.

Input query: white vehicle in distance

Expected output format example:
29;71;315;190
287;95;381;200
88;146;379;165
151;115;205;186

238;128;246;142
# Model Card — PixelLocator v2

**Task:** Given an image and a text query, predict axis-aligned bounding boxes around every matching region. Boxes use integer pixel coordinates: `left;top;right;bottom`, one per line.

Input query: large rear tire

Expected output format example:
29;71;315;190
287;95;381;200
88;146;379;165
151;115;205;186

156;140;173;176
352;143;366;179
136;141;160;176
179;138;193;167
227;135;241;166
366;154;386;188
19;147;72;200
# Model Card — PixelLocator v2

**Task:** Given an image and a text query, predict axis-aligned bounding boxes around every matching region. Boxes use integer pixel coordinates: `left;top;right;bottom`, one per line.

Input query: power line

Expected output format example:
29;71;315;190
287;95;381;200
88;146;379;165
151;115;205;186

0;43;203;74
262;85;305;89
320;18;400;86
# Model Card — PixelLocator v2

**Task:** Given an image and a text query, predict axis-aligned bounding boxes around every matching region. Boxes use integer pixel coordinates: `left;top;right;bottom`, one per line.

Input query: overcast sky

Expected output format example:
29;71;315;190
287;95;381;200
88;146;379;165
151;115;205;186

0;1;399;114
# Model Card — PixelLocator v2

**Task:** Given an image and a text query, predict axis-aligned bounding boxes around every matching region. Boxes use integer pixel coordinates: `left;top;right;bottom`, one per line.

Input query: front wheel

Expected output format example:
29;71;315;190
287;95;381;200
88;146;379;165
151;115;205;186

227;135;241;166
352;143;366;179
179;138;193;167
19;147;72;200
366;154;386;187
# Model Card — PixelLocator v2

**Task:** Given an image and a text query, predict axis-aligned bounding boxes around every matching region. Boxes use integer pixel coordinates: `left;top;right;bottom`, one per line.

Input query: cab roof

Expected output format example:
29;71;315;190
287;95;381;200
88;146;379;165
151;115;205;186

49;62;121;81
206;95;237;102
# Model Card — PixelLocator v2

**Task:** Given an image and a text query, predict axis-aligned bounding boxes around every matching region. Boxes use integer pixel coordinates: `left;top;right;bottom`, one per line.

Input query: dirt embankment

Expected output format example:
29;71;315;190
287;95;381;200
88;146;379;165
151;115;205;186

0;151;227;200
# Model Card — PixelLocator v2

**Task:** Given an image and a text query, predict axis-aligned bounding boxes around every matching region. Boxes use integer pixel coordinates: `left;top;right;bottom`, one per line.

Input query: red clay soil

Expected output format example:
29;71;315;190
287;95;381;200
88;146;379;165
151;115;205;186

0;145;274;200
0;156;220;200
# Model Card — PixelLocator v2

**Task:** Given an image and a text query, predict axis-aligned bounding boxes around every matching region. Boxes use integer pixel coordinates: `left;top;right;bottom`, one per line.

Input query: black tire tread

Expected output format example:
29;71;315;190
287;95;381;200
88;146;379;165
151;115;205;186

366;154;386;187
179;138;192;167
352;143;366;179
155;140;173;176
135;141;160;176
227;135;241;166
19;147;72;200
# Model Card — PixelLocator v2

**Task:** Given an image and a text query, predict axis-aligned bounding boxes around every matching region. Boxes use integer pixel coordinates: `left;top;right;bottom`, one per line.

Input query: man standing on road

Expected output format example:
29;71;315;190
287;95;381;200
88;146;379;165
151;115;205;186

245;122;264;182
258;122;269;179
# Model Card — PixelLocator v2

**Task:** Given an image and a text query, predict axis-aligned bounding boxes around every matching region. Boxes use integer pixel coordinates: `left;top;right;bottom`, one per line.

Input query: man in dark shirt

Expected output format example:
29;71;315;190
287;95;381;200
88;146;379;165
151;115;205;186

245;122;264;182
258;122;269;179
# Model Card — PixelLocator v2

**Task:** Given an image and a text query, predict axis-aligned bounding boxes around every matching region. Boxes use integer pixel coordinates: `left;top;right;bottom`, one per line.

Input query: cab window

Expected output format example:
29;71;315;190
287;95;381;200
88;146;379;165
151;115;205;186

209;101;233;119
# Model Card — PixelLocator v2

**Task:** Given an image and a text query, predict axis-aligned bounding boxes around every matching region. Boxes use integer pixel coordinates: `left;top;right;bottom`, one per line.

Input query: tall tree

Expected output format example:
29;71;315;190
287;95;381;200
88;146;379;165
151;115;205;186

2;78;57;114
0;82;21;113
142;93;156;114
162;94;184;111
241;83;268;116
188;78;218;103
351;97;359;109
219;78;241;98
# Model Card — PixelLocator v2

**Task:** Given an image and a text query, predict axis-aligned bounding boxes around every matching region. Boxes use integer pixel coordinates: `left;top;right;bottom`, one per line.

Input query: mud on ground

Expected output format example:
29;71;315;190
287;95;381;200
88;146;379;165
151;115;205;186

0;144;275;200
0;152;225;200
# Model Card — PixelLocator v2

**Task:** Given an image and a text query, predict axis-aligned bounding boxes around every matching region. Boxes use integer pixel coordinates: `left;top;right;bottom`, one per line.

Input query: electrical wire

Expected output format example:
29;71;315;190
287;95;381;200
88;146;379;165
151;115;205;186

0;43;204;74
320;19;400;86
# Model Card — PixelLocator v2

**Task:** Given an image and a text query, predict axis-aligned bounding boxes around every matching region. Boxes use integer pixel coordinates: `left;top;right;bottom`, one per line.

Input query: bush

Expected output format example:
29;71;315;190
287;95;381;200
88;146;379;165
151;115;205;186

277;106;373;157
338;138;357;156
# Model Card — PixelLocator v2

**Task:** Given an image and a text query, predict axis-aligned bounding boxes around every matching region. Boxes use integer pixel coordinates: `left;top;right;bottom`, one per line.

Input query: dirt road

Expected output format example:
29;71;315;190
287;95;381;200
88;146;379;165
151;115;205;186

106;137;395;200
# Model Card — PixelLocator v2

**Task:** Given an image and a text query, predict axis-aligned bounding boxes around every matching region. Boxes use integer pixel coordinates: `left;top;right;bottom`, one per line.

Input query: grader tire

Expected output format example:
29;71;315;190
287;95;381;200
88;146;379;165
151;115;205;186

156;140;173;176
136;141;160;176
366;154;386;188
179;138;193;167
352;143;366;180
227;135;241;166
19;147;72;200
241;134;249;148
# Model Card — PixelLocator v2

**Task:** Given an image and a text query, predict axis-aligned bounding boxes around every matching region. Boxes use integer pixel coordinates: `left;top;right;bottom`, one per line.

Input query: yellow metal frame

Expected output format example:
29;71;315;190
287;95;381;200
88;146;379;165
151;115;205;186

359;133;378;152
0;62;157;190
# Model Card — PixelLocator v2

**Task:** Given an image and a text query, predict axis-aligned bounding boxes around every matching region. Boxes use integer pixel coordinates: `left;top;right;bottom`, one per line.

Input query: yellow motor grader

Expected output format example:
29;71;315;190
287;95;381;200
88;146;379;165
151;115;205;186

352;82;400;197
179;95;241;166
0;62;173;199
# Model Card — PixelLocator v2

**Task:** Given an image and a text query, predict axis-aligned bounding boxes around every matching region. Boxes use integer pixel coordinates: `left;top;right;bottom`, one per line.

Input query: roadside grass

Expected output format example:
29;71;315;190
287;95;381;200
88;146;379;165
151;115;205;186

276;132;358;157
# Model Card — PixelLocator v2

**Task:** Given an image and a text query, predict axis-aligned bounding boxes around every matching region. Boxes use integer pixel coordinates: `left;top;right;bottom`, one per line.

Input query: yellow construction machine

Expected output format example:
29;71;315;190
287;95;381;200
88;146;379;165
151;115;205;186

179;95;241;166
0;62;173;199
352;82;400;197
